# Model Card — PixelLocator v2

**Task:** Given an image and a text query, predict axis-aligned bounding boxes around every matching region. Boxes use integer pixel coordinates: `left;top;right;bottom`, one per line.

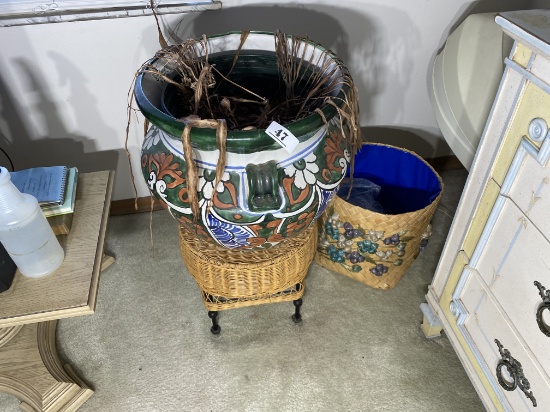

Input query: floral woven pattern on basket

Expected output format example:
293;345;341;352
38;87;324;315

318;208;433;276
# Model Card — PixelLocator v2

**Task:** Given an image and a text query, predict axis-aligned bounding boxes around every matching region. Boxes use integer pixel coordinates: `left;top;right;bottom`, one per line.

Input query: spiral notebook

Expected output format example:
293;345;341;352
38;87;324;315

41;167;79;217
10;165;69;206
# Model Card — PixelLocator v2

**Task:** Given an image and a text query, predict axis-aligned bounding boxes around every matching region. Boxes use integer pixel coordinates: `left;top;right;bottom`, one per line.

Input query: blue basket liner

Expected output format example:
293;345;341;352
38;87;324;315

340;145;442;215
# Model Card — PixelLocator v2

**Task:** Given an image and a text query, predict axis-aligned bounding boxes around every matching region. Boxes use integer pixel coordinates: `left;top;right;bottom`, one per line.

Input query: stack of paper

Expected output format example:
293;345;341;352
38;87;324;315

11;165;79;235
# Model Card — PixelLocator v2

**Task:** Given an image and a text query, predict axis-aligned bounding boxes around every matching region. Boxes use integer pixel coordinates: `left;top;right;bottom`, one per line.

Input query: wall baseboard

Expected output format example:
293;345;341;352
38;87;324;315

110;155;465;216
110;196;164;216
425;155;466;172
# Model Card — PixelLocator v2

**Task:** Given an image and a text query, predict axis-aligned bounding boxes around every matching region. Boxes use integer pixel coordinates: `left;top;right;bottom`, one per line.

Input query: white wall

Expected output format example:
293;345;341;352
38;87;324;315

0;0;536;200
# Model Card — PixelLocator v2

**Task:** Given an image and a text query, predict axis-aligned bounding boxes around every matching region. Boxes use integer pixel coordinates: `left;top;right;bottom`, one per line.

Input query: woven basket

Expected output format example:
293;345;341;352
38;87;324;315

179;224;317;310
315;143;443;290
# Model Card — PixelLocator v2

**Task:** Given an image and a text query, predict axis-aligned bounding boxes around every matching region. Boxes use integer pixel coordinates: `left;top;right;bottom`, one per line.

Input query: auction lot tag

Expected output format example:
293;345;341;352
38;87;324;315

265;121;299;153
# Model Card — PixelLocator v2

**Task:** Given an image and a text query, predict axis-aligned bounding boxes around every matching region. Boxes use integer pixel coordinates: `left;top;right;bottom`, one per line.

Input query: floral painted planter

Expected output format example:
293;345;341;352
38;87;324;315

135;32;355;250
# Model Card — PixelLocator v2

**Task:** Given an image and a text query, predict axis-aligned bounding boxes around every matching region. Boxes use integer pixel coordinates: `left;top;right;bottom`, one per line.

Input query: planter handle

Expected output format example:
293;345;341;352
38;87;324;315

245;161;282;212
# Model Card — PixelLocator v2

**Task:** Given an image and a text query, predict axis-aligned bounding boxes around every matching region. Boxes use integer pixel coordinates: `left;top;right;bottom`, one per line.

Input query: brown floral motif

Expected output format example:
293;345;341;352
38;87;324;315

247;223;265;237
286;209;316;236
242;219;286;249
176;187;190;205
147;153;185;189
212;181;238;210
143;153;190;205
322;130;347;181
282;177;311;208
266;219;283;230
245;237;266;248
249;220;280;238
266;233;285;243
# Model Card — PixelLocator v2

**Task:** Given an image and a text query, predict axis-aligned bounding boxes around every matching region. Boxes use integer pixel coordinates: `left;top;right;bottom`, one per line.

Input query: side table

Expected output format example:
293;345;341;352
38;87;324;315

0;170;115;412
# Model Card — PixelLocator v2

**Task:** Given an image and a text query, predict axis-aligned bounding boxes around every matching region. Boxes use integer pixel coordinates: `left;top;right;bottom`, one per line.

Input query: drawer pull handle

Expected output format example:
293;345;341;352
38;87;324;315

495;339;537;407
534;281;550;337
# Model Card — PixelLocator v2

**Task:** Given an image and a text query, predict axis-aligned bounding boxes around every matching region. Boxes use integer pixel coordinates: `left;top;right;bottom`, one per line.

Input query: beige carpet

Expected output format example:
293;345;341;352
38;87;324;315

0;169;485;411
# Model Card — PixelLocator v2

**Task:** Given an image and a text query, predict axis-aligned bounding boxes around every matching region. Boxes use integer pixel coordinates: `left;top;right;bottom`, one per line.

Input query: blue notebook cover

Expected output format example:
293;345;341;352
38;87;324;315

10;166;69;206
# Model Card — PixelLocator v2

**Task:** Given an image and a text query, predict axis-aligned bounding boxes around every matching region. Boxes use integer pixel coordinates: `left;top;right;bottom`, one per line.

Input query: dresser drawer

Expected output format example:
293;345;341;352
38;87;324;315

490;82;550;187
458;272;550;410
504;134;550;240
471;196;550;376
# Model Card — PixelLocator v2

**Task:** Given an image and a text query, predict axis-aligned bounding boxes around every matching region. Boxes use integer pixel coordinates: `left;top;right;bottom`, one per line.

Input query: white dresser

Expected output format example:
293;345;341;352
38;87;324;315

422;10;550;411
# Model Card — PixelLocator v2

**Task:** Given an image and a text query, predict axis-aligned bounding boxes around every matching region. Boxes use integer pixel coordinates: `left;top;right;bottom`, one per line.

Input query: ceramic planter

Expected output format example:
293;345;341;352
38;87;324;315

135;32;354;250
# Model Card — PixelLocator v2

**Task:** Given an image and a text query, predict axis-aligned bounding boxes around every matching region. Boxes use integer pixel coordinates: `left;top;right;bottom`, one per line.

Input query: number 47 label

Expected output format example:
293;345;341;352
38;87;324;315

265;121;300;154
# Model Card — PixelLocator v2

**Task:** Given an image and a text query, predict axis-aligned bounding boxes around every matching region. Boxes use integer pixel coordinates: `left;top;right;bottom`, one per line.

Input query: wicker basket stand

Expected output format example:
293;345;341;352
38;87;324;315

179;224;318;334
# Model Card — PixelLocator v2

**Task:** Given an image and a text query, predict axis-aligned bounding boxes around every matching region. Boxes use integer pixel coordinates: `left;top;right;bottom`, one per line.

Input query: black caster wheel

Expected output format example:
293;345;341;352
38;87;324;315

291;298;302;323
208;311;221;334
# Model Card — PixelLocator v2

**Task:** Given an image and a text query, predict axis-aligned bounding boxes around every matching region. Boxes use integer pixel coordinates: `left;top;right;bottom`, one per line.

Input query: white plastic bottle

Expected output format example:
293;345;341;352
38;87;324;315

0;167;64;277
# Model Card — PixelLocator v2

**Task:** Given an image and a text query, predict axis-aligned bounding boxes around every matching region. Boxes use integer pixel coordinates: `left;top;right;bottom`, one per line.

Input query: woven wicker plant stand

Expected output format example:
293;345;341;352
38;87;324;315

179;225;318;334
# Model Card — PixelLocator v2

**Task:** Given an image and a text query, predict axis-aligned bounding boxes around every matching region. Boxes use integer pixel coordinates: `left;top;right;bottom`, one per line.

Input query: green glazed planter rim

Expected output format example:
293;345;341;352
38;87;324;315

135;31;351;154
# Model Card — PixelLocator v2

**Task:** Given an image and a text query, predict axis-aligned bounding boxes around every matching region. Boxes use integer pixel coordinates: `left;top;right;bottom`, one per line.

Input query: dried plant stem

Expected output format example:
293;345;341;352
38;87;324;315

125;78;140;211
314;108;328;125
144;119;150;137
181;119;229;221
227;31;250;77
149;0;168;49
210;65;267;103
208;119;228;215
181;124;199;221
149;196;155;249
194;65;212;115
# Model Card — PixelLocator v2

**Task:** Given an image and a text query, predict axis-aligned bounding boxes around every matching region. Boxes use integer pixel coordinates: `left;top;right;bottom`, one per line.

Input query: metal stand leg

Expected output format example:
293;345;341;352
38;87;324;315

208;311;221;335
291;298;302;323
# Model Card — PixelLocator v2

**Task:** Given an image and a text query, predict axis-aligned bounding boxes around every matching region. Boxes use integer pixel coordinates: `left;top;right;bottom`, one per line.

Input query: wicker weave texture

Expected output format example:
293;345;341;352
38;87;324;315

179;224;317;304
200;283;304;311
316;152;443;290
